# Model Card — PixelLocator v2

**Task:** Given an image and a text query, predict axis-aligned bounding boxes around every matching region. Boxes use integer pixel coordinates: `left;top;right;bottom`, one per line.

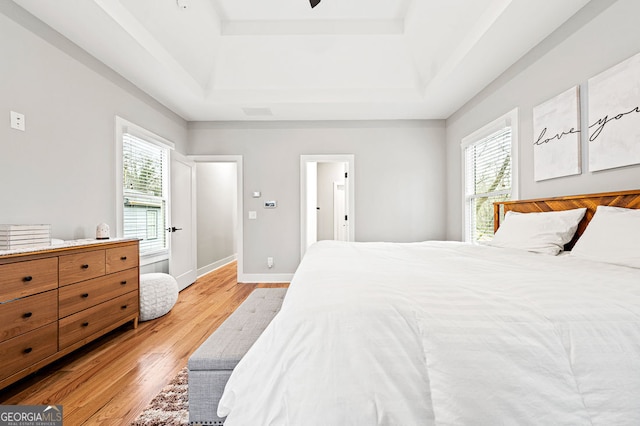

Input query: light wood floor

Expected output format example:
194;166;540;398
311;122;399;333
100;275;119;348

0;262;288;425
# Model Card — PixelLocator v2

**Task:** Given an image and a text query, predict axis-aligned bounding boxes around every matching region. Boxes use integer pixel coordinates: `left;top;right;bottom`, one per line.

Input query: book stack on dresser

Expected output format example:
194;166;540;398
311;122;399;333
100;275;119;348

0;224;51;250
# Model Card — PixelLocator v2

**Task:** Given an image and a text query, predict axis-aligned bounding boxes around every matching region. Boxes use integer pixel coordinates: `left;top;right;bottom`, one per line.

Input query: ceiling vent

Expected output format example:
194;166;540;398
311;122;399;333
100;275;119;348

242;107;274;117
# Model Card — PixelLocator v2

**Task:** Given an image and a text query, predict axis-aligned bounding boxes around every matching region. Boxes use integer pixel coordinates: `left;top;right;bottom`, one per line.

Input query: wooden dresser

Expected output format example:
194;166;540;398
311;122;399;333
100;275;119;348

0;239;139;389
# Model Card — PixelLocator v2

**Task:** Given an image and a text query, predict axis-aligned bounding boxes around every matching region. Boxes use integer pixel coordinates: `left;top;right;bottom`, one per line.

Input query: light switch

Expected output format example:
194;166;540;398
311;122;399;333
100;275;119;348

252;191;261;198
248;211;257;220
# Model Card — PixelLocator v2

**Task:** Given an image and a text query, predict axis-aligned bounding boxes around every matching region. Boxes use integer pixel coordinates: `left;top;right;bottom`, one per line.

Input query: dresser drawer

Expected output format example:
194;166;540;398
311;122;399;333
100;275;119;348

59;268;139;318
106;244;139;274
0;323;57;381
0;290;57;341
0;258;58;302
59;292;138;349
59;250;106;286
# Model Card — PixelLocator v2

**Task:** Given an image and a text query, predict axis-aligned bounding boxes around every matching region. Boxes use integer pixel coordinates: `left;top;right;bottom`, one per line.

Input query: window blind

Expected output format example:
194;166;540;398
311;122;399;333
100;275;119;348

122;133;168;254
464;127;512;242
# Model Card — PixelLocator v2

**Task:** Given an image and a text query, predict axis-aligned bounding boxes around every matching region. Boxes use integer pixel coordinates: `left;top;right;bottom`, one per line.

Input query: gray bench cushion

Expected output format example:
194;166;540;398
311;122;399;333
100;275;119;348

189;288;287;371
188;288;287;425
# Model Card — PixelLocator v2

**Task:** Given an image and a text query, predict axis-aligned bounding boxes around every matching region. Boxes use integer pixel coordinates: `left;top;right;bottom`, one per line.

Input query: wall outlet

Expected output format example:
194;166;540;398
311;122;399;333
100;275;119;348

267;257;274;268
10;111;25;131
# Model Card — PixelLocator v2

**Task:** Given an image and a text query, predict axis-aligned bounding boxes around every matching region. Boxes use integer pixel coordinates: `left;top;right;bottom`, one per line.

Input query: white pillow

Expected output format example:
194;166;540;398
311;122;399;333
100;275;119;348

570;205;640;268
486;208;586;255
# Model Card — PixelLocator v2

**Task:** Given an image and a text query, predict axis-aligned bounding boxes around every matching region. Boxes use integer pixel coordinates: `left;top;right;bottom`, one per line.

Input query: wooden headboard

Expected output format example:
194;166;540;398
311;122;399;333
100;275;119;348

494;189;640;250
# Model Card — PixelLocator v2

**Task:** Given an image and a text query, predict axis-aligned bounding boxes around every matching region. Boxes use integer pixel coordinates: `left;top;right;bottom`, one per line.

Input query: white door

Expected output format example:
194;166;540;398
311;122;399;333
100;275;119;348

169;152;197;290
333;182;348;241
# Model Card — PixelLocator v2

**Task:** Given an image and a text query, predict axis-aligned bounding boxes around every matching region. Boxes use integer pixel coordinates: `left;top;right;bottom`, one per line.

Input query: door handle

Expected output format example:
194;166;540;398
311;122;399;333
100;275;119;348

166;226;183;233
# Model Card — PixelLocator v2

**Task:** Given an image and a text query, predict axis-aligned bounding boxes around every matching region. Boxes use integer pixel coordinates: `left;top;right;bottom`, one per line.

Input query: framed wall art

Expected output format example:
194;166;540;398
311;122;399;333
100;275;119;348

533;86;581;181
587;51;640;172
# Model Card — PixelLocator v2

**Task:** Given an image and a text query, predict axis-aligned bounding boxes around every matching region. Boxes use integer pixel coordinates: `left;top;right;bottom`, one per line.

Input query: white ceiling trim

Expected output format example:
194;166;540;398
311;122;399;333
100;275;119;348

208;87;423;104
421;0;512;98
221;19;405;36
94;0;205;96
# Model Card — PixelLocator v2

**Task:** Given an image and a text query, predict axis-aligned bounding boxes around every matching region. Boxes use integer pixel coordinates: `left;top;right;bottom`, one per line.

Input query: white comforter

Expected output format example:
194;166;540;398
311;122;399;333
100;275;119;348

218;241;640;425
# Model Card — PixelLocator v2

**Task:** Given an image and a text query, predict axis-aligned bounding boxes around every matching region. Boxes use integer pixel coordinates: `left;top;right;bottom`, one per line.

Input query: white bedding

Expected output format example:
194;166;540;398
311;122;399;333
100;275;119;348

218;241;640;425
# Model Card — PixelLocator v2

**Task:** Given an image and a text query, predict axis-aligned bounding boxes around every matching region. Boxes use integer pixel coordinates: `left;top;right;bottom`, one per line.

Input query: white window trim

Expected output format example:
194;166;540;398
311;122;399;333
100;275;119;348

115;116;175;266
460;108;519;242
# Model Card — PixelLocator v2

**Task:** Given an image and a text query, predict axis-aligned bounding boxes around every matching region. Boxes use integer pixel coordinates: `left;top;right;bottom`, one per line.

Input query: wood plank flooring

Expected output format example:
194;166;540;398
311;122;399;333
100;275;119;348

0;262;288;425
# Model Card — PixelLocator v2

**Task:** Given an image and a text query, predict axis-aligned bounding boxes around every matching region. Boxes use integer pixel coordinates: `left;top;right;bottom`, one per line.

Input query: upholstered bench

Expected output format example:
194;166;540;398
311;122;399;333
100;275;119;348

188;288;287;425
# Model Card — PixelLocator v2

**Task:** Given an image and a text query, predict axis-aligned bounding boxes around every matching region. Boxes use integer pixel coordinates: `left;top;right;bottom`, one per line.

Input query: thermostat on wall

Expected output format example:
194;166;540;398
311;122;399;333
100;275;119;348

264;201;277;209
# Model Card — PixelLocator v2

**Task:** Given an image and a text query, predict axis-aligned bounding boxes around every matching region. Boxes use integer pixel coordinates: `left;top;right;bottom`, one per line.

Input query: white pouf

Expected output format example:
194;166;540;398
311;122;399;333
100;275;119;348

139;273;179;321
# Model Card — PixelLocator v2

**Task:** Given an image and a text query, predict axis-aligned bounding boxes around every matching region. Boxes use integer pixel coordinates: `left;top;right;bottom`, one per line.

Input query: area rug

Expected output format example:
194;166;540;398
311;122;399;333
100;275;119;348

132;367;189;426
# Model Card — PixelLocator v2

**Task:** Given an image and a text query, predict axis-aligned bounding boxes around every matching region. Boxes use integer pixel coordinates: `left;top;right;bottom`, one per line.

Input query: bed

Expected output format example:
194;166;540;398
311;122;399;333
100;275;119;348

218;190;640;425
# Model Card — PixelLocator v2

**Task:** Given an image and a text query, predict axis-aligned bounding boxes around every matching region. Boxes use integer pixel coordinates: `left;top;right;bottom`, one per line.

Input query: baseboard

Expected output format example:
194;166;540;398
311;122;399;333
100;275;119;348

238;273;293;284
197;254;237;278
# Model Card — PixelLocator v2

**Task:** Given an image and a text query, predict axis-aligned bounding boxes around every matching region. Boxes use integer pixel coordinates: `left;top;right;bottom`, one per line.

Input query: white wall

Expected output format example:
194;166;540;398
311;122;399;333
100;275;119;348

0;4;188;243
445;0;640;241
188;120;446;275
196;162;237;275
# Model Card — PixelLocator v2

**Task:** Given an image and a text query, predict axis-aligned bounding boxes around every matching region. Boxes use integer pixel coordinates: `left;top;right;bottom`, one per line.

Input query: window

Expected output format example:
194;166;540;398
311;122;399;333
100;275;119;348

116;117;174;261
462;109;518;243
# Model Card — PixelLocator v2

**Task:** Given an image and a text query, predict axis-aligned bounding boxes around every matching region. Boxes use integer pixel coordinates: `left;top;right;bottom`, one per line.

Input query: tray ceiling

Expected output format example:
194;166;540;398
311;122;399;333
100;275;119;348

13;0;591;121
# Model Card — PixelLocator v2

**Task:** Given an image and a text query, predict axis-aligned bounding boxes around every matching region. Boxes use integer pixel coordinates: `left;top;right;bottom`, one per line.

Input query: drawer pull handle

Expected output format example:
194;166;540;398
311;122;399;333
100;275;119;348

81;293;89;298
23;312;33;318
120;281;127;285
121;305;128;310
82;322;89;327
23;276;33;282
23;347;33;354
120;256;127;260
81;264;89;269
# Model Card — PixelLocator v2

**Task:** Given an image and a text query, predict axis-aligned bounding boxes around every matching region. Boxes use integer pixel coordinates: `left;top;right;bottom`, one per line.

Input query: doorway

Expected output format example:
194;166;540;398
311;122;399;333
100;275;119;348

190;155;244;281
300;155;355;259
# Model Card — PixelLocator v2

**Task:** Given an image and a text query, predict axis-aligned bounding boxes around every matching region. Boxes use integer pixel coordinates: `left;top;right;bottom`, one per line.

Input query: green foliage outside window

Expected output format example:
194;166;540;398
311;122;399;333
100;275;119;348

465;127;512;242
123;153;163;196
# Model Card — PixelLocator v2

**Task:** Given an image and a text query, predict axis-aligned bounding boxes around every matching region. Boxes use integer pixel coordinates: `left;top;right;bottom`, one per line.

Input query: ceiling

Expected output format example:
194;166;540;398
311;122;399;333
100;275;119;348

13;0;591;121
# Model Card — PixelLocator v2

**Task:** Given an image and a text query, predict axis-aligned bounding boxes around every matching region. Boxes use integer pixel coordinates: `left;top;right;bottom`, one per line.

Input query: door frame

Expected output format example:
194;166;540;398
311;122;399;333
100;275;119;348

300;154;355;260
189;155;244;282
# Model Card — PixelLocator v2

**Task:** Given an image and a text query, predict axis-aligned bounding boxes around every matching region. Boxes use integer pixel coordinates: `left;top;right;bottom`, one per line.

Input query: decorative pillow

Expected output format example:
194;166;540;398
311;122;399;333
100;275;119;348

485;208;586;255
570;205;640;268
